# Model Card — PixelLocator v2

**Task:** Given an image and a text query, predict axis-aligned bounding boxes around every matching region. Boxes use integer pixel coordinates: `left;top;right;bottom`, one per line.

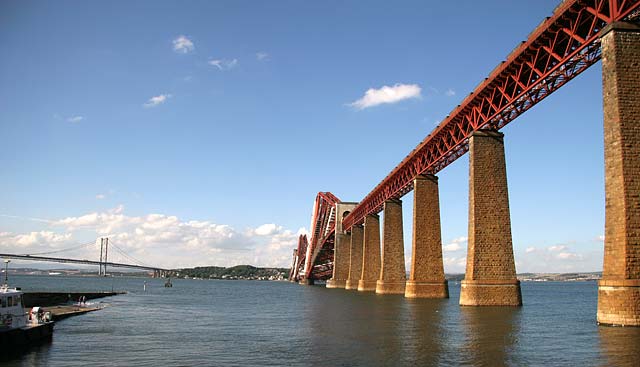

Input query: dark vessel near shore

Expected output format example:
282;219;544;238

1;261;55;357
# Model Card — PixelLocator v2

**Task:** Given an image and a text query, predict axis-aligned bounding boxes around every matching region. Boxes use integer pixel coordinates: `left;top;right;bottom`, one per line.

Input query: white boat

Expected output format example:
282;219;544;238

0;262;55;356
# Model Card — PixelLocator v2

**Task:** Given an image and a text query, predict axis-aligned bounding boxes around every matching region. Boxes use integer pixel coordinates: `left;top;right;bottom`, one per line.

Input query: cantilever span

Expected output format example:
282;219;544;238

293;0;640;327
292;192;341;284
342;0;640;230
288;193;358;286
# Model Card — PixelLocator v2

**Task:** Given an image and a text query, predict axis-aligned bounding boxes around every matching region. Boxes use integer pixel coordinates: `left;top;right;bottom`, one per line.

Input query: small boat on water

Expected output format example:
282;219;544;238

164;278;173;288
0;261;55;356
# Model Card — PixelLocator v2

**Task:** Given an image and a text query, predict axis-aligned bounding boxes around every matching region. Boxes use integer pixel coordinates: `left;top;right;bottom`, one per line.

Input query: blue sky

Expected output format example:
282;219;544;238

0;0;605;272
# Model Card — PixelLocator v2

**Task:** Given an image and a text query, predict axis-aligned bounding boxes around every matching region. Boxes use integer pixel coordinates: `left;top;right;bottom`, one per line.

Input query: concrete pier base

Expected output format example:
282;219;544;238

357;280;378;292
375;280;406;295
345;280;360;290
376;199;406;295
598;280;640;326
326;279;346;288
345;280;359;290
405;281;449;299
597;22;640;326
299;278;314;286
459;280;522;306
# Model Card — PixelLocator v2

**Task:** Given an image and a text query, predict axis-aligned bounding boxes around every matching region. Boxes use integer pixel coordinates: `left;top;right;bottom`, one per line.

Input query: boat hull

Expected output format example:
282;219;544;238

0;322;54;357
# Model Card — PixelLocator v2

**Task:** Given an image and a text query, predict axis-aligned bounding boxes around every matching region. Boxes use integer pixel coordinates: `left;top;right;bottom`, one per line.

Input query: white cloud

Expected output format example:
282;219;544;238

349;83;422;110
557;252;581;260
67;116;84;123
517;241;600;273
256;52;269;61
445;88;456;97
0;231;73;255
173;35;194;53
96;194;106;200
443;236;467;252
436;236;469;273
548;245;567;252
443;243;461;252
443;256;467;270
254;223;281;236
596;235;605;242
143;94;172;108
208;58;238;70
0;206;307;269
16;231;72;247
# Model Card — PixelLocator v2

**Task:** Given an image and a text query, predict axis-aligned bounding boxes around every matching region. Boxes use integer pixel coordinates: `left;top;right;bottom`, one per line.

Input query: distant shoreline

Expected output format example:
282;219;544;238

5;264;290;281
446;272;602;282
7;267;602;282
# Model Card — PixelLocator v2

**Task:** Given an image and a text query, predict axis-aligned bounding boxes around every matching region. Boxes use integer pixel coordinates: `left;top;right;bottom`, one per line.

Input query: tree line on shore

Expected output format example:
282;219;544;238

175;265;290;280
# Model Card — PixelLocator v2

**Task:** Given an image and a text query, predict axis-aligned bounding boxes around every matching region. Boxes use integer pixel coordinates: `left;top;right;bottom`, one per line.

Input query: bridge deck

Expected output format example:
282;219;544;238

0;253;168;272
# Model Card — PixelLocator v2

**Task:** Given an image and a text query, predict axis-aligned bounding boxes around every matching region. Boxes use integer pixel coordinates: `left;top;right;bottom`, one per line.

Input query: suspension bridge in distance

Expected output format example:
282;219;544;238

0;237;171;278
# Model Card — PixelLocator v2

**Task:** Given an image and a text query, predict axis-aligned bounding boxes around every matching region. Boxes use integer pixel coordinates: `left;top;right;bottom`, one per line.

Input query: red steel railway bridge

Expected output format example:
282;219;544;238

289;0;640;326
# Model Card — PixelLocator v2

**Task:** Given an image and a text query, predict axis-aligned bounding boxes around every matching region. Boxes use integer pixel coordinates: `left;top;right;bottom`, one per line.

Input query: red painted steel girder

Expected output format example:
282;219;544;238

303;192;340;279
312;241;336;279
290;234;308;281
342;0;640;231
304;233;336;280
313;267;334;280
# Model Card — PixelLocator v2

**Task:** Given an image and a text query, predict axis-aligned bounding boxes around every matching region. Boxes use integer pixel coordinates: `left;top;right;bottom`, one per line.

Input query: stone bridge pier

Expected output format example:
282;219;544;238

406;174;449;298
459;130;522;306
345;224;364;290
597;22;640;326
376;199;407;294
358;214;381;292
327;202;358;289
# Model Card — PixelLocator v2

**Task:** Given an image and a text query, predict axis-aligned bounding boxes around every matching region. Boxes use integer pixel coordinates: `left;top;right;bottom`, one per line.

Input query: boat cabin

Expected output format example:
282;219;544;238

0;286;28;330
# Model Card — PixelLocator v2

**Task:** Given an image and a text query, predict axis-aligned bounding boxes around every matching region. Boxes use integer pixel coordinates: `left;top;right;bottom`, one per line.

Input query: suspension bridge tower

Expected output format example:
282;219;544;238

98;237;109;276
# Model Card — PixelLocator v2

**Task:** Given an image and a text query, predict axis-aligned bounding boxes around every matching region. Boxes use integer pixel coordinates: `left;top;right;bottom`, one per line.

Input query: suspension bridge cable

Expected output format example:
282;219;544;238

107;240;152;268
20;240;97;256
112;246;150;267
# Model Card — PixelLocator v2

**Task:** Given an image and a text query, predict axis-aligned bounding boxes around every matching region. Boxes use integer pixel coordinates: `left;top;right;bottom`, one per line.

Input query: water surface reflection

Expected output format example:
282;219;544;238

401;298;447;366
305;289;407;365
460;306;521;367
598;326;640;366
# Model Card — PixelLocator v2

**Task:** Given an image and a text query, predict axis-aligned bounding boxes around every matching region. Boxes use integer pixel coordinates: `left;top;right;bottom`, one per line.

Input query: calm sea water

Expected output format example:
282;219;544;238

4;275;640;366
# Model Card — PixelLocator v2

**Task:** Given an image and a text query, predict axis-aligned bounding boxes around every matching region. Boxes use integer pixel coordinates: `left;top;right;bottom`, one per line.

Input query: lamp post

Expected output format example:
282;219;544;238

3;259;10;287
